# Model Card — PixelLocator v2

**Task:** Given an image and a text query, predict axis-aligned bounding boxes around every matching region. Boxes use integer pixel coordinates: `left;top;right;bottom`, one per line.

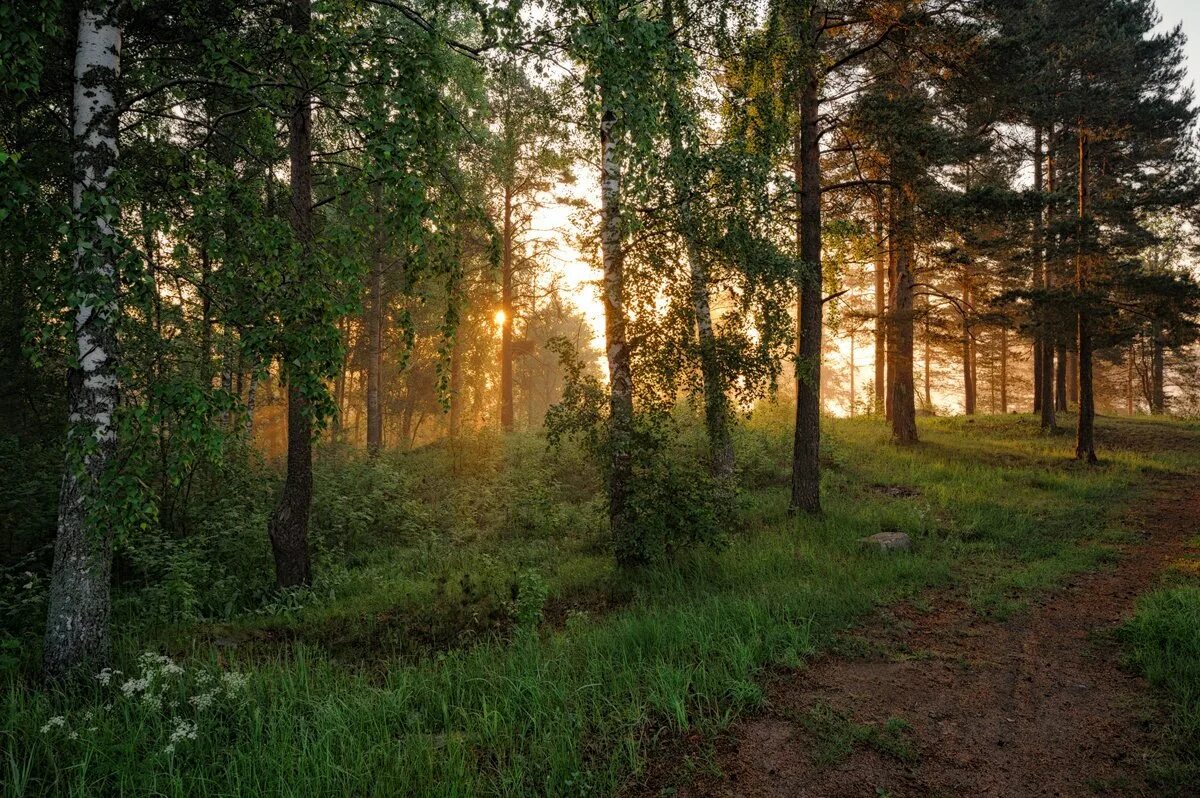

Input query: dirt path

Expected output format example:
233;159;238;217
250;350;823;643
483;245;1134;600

651;473;1197;798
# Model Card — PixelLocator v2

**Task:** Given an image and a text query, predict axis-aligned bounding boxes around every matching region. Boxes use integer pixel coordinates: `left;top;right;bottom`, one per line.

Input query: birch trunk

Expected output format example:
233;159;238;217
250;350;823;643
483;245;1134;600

44;0;122;679
600;100;637;567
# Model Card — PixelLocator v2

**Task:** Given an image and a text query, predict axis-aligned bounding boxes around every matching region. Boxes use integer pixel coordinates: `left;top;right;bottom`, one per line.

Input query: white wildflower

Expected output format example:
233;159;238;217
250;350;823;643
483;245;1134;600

168;718;198;744
189;690;217;710
221;671;248;693
162;743;175;755
120;677;149;696
68;731;79;741
40;716;66;734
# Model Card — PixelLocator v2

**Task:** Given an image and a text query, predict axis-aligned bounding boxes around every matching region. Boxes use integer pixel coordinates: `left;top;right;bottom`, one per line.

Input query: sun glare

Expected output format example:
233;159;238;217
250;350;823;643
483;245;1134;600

493;308;507;327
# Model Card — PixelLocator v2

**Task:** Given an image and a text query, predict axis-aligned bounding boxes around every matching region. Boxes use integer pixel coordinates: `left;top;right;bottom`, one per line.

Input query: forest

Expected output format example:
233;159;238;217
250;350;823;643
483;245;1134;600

3;0;1200;795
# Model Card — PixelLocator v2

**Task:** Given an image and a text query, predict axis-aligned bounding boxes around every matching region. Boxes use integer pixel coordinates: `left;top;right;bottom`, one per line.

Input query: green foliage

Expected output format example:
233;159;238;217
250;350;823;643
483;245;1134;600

545;337;735;563
4;413;1192;796
1121;584;1200;792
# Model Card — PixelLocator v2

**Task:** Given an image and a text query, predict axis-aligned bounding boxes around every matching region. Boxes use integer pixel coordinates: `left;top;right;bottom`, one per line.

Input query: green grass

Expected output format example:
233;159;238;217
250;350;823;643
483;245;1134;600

1121;582;1200;793
3;410;1199;796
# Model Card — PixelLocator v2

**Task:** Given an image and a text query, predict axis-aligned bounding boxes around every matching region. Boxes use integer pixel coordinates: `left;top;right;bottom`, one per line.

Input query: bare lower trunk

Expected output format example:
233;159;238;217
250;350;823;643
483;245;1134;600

1000;327;1008;414
873;194;887;415
269;384;313;586
890;181;918;444
449;332;462;440
961;274;975;415
500;186;515;432
44;1;122;679
923;311;932;410
366;256;383;455
1037;126;1057;430
1056;341;1068;411
849;334;856;417
1033;127;1043;415
600;101;637;567
791;62;822;514
1150;333;1165;414
688;237;733;477
1074;128;1096;463
268;0;315;585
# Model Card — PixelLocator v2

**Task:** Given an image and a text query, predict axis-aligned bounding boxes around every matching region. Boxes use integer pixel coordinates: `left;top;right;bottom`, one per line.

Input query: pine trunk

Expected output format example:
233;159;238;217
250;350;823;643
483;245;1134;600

500;185;515;432
873;193;887;415
962;273;975;415
366;256;383;455
1150;333;1165;414
44;0;123;679
1074;128;1097;463
890;180;918;444
268;0;316;586
1037;126;1057;430
1000;327;1008;414
791;61;822;514
1056;342;1068;411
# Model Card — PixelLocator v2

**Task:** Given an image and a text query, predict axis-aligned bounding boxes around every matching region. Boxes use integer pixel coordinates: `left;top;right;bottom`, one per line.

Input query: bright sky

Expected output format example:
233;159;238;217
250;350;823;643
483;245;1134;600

543;1;1200;397
1157;0;1200;94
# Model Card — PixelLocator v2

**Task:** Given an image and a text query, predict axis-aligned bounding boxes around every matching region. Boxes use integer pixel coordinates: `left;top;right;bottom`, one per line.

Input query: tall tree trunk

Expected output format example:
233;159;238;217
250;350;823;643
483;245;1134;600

885;189;897;422
1037;126;1057;430
199;247;214;385
687;230;733;477
500;184;515;432
1000;327;1008;413
961;272;975;415
849;332;856;417
662;0;733;477
449;330;462;439
923;309;932;410
1150;332;1165;414
1056;341;1068;411
873;192;887;415
1126;349;1135;415
1032;127;1043;414
44;0;122;679
791;55;822;514
889;178;918;444
1074;128;1097;463
268;0;316;587
332;320;346;441
600;99;637;566
366;256;383;455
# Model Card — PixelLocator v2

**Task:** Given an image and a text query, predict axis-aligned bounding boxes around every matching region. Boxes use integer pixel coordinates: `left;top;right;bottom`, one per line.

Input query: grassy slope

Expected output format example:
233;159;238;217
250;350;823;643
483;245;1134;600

4;411;1198;797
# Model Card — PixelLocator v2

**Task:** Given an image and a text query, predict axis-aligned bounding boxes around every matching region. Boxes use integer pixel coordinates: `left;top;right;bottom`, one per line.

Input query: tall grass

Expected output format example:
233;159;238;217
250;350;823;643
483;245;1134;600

4;411;1197;796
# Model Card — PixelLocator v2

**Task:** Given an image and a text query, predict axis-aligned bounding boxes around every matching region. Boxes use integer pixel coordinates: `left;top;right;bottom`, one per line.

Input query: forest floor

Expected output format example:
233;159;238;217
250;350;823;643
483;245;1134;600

642;450;1200;797
9;413;1200;797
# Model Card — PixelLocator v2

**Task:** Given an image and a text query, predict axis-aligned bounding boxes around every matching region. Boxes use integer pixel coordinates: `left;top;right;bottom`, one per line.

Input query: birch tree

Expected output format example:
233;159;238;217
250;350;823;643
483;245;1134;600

43;0;122;678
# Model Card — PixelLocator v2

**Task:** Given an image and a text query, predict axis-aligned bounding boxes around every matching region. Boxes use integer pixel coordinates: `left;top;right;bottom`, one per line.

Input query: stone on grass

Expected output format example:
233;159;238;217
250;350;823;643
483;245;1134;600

859;531;912;553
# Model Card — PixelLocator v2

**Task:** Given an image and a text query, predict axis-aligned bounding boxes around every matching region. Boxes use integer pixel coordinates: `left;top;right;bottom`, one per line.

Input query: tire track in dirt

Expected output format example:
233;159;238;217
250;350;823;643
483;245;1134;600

644;471;1198;798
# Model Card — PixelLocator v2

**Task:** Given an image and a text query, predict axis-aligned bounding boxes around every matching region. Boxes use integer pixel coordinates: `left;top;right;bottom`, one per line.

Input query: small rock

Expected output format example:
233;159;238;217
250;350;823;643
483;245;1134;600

859;531;912;552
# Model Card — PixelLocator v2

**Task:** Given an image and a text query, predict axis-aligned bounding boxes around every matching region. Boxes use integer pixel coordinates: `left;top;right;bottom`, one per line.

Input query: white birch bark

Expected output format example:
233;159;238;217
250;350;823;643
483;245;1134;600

44;0;122;678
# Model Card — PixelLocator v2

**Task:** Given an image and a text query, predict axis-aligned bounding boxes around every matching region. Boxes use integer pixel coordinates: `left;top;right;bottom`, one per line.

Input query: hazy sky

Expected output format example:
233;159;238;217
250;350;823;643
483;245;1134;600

1156;0;1200;92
